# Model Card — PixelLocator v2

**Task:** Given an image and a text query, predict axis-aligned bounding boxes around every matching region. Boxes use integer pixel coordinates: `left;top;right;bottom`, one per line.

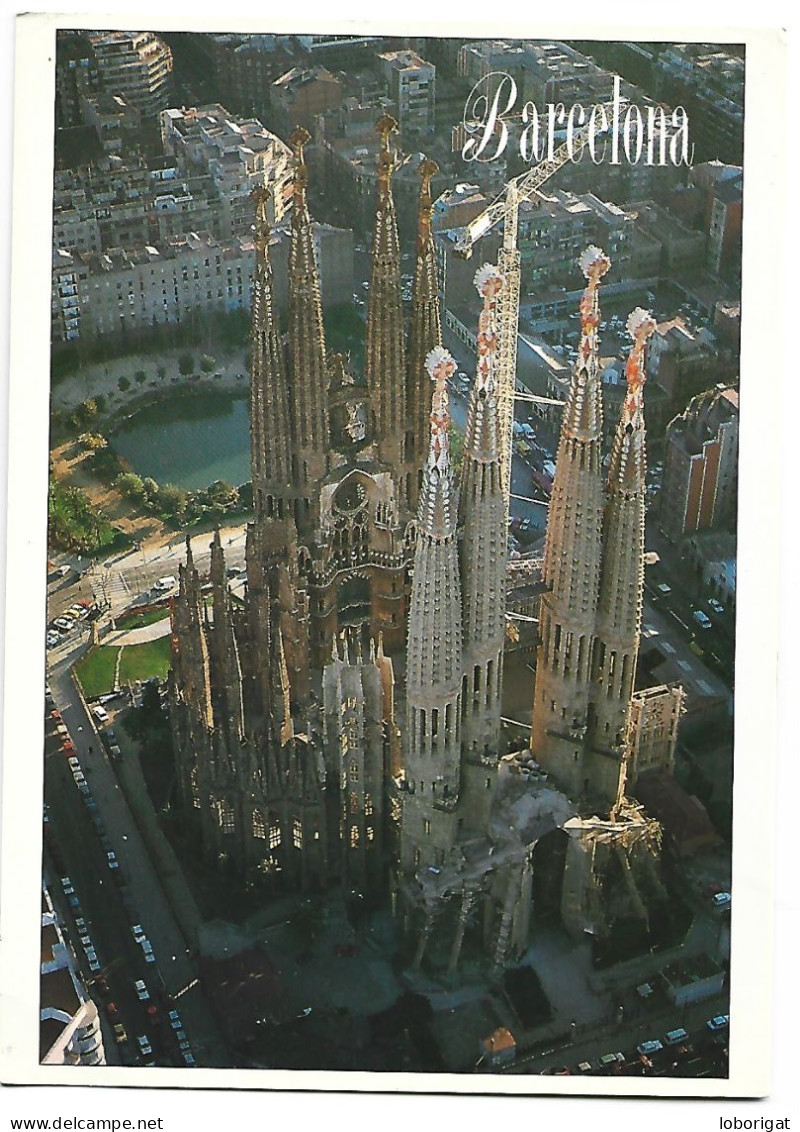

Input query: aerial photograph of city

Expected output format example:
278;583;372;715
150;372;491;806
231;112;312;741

33;24;747;1086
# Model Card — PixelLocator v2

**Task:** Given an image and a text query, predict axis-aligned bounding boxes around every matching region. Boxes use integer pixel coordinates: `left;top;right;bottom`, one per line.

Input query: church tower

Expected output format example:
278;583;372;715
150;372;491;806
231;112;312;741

589;308;657;806
365;114;407;478
250;186;293;518
530;247;610;800
287;124;329;524
459;264;508;829
406;158;441;512
401;346;464;871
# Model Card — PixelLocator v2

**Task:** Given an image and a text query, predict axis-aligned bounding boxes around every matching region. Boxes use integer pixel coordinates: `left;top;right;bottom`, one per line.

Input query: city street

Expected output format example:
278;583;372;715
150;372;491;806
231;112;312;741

44;647;230;1068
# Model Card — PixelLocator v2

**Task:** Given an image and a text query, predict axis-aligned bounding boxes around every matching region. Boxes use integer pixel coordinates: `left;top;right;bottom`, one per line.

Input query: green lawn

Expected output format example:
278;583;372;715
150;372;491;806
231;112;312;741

116;605;171;632
75;646;120;698
118;636;172;685
75;636;172;695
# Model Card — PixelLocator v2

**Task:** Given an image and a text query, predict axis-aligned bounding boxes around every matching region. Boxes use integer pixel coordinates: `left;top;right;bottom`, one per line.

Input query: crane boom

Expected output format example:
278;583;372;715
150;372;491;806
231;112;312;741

454;104;614;258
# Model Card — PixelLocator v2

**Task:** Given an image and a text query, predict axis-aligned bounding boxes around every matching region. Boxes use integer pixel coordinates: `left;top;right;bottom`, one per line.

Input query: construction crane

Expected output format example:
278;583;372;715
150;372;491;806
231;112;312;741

454;108;613;508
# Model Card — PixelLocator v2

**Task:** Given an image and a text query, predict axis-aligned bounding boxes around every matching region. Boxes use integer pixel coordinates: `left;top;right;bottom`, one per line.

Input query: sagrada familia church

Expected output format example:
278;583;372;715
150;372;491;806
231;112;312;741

168;116;685;972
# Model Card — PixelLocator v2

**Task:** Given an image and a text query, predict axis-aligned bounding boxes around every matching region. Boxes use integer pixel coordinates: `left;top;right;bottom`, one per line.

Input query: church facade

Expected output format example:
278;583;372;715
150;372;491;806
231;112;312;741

168;115;683;969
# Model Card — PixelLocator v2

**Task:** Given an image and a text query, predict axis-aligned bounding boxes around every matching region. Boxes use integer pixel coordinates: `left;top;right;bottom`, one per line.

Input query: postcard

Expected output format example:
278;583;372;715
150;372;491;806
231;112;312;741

0;9;789;1115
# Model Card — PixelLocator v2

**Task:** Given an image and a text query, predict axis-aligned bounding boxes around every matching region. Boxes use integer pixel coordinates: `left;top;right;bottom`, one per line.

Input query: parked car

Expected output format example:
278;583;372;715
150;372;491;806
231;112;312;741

136;1035;152;1057
107;851;119;870
113;1023;128;1044
693;609;712;630
712;891;732;910
92;704;110;724
134;980;150;1001
637;1040;663;1057
664;1028;689;1046
708;598;725;615
142;939;156;963
131;924;146;943
707;1015;730;1032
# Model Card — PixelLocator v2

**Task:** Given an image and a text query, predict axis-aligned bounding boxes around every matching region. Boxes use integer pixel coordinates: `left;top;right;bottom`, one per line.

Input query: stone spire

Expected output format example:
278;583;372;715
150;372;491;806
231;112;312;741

171;535;213;733
529;247;610;800
405;346;463;804
459;264;507;773
250;187;293;515
287;125;328;494
589;308;657;805
208;530;245;749
364;114;406;474
407;157;441;510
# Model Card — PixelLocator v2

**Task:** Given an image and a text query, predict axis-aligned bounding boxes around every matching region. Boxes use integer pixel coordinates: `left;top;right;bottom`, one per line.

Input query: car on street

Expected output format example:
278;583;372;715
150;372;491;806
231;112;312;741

113;1024;128;1044
61;876;74;895
183;1053;196;1067
707;1015;730;1031
712;891;732;910
107;851;119;870
106;1002;118;1017
142;940;156;963
692;609;712;630
136;1035;152;1057
598;1052;624;1070
131;924;146;943
708;598;725;615
664;1028;689;1046
637;1040;663;1057
168;1010;182;1030
134;980;150;1001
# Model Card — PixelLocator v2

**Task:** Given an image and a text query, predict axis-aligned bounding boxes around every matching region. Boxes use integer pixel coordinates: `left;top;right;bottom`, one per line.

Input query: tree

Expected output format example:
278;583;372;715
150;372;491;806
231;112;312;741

82;398;99;419
178;352;195;376
200;353;216;374
142;477;160;503
156;483;189;517
157;364;167;381
94;393;107;413
79;432;108;452
206;480;238;509
118;375;131;392
115;472;146;501
134;369;147;385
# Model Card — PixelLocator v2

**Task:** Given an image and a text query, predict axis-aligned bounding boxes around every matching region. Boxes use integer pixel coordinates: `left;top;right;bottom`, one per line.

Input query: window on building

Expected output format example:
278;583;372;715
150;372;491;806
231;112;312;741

350;824;360;848
268;817;281;849
252;809;266;839
293;817;303;849
364;793;373;816
424;819;431;835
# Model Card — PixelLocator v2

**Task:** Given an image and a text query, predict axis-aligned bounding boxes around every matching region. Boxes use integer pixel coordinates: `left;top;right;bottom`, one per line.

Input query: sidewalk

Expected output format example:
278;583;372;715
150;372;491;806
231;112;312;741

103;618;172;647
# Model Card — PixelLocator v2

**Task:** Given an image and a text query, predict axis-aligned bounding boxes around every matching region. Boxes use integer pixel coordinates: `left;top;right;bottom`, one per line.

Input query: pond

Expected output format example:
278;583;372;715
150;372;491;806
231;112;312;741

112;392;251;490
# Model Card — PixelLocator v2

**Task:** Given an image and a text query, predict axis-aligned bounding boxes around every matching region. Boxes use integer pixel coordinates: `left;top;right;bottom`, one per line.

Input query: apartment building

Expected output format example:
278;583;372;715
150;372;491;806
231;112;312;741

87;31;173;118
160;104;293;233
